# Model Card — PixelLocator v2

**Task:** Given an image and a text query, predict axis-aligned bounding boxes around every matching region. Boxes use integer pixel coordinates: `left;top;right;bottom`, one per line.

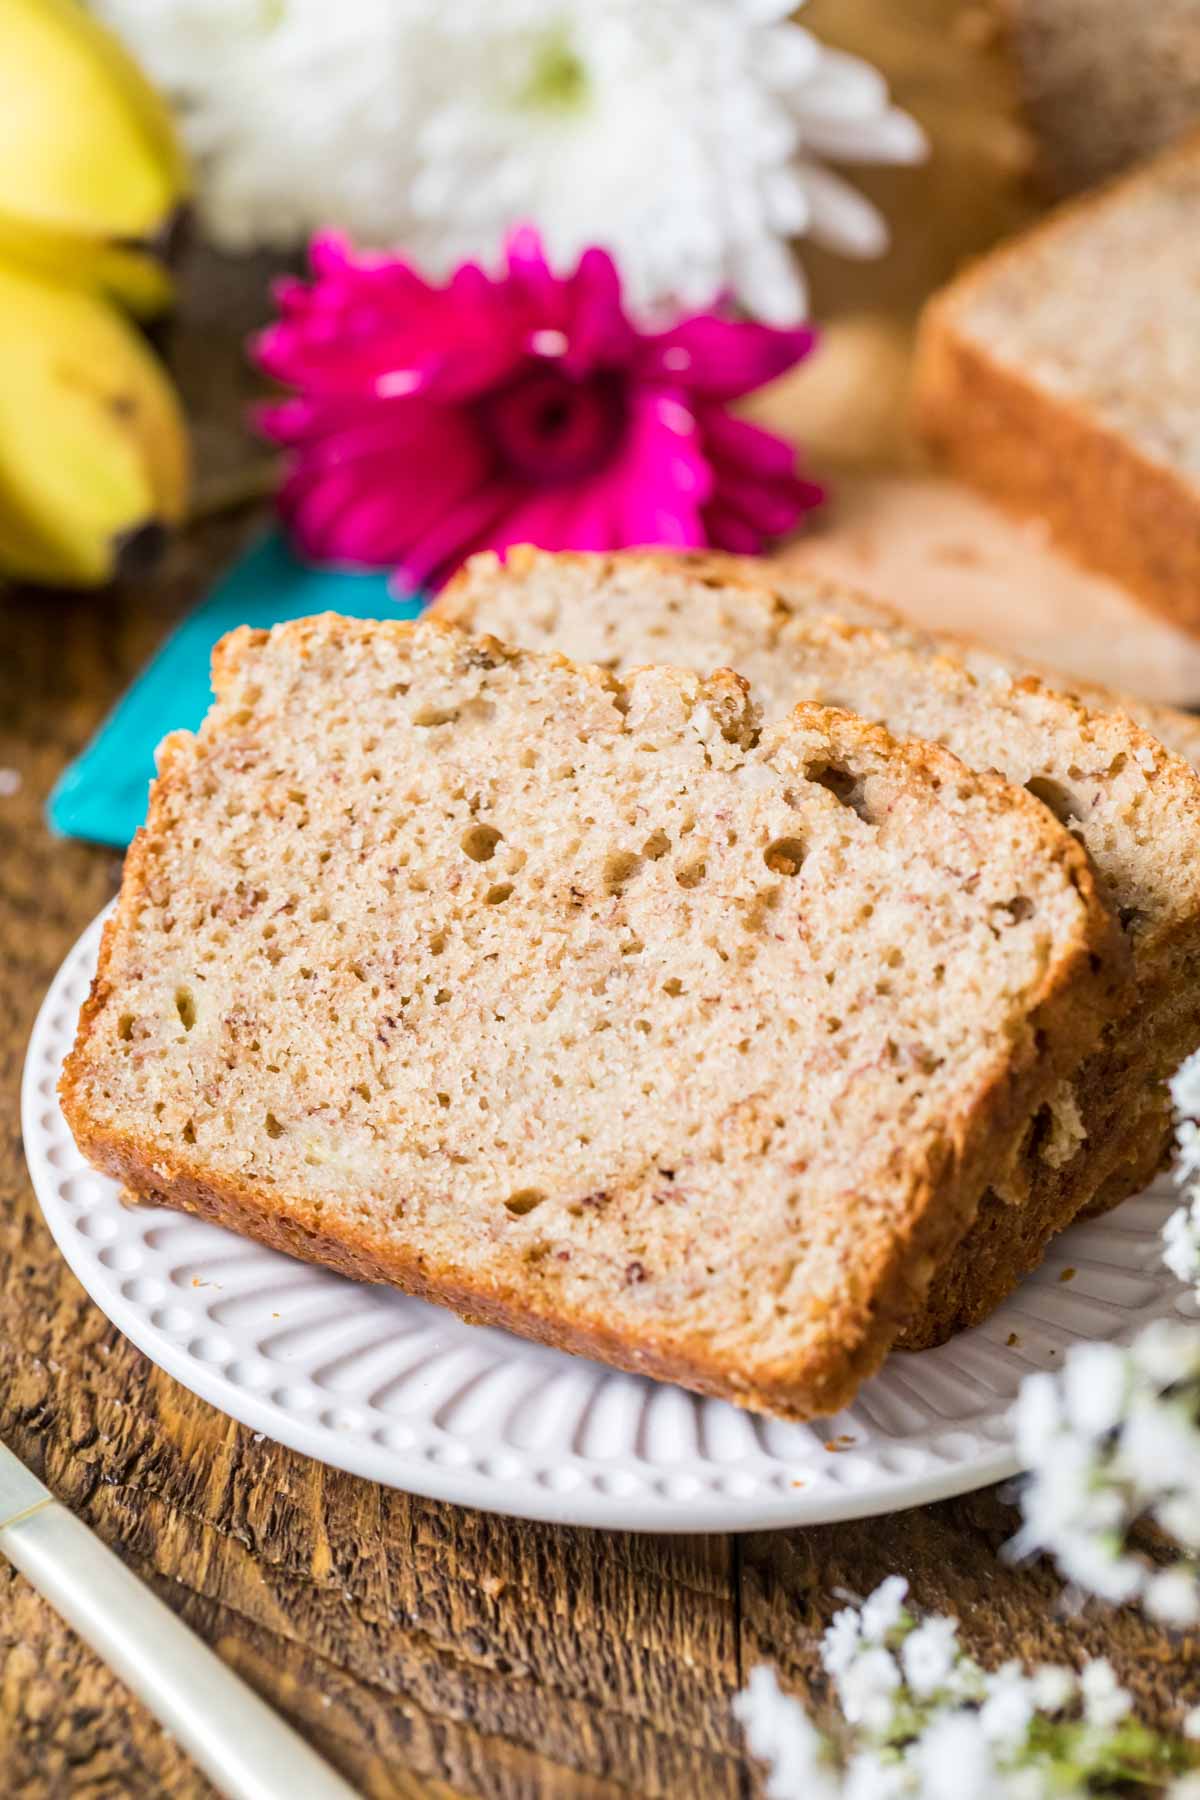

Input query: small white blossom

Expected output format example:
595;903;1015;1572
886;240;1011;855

733;1664;841;1800
1163;1199;1200;1286
1145;1565;1200;1626
1012;1048;1200;1624
900;1615;959;1698
908;1712;997;1800
859;1576;909;1645
1132;1320;1200;1388
739;1583;1195;1800
1079;1659;1132;1731
1184;1704;1200;1739
978;1665;1035;1749
823;1605;863;1680
839;1647;902;1733
842;1753;911;1800
1029;1665;1076;1713
1171;1050;1200;1123
1062;1342;1129;1437
1013;1372;1063;1465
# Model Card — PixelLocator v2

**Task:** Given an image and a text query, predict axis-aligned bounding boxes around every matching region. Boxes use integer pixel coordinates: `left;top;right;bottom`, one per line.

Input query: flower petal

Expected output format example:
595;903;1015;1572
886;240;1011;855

698;408;804;480
702;503;764;555
278;406;493;568
561;246;637;374
396;480;523;589
640;314;817;399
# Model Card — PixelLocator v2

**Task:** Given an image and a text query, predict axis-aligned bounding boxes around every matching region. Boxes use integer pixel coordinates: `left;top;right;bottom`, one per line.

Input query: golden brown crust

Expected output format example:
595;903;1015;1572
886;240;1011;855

913;132;1200;639
61;616;1126;1419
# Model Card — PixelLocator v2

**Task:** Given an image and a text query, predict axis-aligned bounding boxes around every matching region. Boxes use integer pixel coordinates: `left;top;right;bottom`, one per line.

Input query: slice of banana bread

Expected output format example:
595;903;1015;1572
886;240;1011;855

435;548;1200;1341
439;546;1200;772
914;130;1200;640
61;616;1120;1419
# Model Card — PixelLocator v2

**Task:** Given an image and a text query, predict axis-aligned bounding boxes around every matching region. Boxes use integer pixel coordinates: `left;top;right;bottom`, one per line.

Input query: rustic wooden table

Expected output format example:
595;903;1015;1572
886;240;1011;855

4;8;1200;1793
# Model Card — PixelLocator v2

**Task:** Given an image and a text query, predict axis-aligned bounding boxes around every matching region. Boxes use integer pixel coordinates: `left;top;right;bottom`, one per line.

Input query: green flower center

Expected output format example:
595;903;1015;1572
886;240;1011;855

518;36;589;114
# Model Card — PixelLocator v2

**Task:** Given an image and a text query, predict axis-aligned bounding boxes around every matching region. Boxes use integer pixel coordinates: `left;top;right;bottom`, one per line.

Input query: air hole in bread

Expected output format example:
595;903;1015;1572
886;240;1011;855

461;823;502;862
486;883;514;906
663;977;683;996
764;837;805;876
505;1189;545;1217
675;858;706;889
809;762;872;821
175;988;196;1030
117;1013;135;1042
264;1112;284;1138
1025;775;1078;827
412;704;457;727
642;829;671;861
604;849;641;892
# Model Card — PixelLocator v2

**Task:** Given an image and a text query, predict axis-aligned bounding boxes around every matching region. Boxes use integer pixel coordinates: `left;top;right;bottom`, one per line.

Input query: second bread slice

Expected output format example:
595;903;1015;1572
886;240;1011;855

61;618;1121;1418
436;548;1200;1341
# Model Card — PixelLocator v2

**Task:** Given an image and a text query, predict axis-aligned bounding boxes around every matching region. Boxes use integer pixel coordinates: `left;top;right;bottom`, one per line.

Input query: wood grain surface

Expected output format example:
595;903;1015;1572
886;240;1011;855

3;6;1200;1795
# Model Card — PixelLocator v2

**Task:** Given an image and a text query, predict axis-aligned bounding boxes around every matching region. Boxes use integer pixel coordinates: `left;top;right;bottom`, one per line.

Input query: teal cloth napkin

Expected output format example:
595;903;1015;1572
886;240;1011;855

48;532;423;849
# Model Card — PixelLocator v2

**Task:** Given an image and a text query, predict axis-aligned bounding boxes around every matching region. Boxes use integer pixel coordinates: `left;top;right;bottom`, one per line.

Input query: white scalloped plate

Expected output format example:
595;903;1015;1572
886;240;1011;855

23;908;1196;1531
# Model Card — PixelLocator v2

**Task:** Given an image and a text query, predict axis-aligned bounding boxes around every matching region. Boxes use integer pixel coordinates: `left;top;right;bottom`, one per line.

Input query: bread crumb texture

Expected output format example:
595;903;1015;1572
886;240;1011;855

438;548;1200;1341
63;616;1115;1417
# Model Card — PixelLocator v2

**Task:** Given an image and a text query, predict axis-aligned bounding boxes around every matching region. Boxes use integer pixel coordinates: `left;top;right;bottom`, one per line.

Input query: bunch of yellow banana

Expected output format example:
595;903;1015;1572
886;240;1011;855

0;0;190;586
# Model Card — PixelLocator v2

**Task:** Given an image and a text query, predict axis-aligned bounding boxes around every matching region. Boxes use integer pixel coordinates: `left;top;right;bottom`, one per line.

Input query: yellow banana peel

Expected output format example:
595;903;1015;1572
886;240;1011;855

0;207;176;316
0;0;189;242
0;259;189;586
0;0;193;586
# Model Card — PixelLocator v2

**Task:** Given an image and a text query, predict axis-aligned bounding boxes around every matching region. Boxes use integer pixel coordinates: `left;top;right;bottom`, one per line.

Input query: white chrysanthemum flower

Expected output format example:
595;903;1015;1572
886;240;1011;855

93;0;925;322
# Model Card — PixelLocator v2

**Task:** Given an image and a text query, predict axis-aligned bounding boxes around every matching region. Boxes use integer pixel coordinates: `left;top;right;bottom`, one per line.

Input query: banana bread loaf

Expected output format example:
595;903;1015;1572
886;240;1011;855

913;131;1200;641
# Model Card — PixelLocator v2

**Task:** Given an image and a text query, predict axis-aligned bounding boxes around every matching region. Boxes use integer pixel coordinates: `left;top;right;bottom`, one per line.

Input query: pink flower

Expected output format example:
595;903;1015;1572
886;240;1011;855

254;228;822;590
